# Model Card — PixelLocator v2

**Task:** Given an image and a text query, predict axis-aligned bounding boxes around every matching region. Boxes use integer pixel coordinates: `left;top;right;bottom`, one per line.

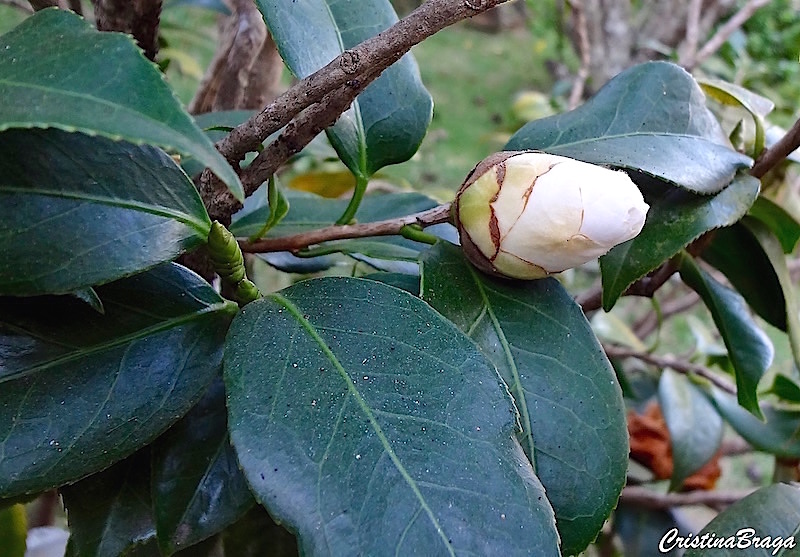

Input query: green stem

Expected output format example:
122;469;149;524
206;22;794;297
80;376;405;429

336;174;369;225
400;224;439;245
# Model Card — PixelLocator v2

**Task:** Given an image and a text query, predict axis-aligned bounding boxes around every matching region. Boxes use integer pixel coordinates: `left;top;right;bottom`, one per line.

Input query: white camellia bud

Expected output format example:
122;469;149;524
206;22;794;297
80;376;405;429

453;151;649;280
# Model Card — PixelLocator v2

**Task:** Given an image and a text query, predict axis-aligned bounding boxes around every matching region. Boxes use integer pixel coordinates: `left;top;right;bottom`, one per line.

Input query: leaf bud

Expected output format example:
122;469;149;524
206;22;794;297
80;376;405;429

453;151;649;279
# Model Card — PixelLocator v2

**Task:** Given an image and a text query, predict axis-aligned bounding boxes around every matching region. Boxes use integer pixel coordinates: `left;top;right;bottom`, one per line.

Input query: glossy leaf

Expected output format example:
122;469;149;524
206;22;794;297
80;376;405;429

420;242;628;556
716;219;800;369
0;128;212;296
702;222;786;330
698;78;773;156
0;10;242;200
749;196;800;253
768;375;800;404
679;253;773;418
256;0;432;179
225;277;560;556
62;450;155;557
362;272;420;295
506;62;751;194
221;506;298;557
0;263;237;498
708;387;800;458
600;174;760;310
658;370;722;490
684;483;800;557
151;378;254;555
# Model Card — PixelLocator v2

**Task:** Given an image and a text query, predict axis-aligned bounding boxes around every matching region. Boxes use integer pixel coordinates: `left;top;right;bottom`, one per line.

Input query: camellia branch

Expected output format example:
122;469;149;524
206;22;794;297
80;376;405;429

603;344;737;395
686;0;770;70
200;0;512;222
240;203;452;253
620;485;755;509
751;115;800;179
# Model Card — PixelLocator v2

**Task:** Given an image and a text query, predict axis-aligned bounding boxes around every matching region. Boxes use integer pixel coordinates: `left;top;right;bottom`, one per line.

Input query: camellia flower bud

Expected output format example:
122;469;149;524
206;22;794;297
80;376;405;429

453;151;649;280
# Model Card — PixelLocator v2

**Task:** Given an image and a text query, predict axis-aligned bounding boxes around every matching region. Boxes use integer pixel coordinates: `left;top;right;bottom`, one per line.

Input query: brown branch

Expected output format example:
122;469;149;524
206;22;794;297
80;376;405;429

633;290;701;339
688;0;770;70
92;0;163;61
620;485;755;509
677;0;703;67
751;116;800;179
200;0;511;222
566;0;590;108
603;344;737;394
28;0;57;9
578;259;679;312
240;203;452;253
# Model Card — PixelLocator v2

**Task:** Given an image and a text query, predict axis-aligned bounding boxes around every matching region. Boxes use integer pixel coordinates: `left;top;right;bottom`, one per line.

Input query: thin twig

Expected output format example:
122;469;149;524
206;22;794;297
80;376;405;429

200;0;511;222
240;203;452;253
688;0;770;70
678;0;703;67
1;0;33;12
633;290;701;340
566;0;590;109
620;485;755;509
751;116;800;179
578;259;680;312
603;344;737;395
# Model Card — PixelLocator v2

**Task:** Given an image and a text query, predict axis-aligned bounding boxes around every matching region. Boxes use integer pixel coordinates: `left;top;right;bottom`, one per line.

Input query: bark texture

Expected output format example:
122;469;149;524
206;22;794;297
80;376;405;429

92;0;163;61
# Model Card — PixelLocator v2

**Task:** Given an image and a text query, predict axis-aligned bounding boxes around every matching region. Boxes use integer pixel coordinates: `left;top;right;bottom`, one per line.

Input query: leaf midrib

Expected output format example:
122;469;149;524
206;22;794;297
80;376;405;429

0;186;211;235
271;291;456;556
0;300;234;384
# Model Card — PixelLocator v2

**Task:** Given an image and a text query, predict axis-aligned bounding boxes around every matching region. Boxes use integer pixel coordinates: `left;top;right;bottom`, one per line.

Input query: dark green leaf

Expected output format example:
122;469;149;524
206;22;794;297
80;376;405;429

740;219;800;369
0;263;237;498
151;378;254;555
420;242;628;556
0;9;242;199
702;222;786;330
62;450;156;557
70;287;105;314
708;387;800;458
255;0;432;178
658;370;722;490
0;128;211;296
221;506;298;557
679;253;773;418
164;0;231;15
684;483;800;557
749;196;800;253
614;503;681;557
767;375;800;404
362;272;419;295
600;174;760;310
225;277;560;556
506;62;751;194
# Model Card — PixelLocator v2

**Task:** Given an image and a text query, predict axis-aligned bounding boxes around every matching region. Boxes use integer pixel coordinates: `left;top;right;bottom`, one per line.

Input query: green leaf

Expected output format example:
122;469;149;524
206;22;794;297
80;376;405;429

62;450;156;557
0;128;212;296
362;272;419;295
0;9;242;200
749;196;800;253
0;263;237;498
151;378;255;555
698;78;772;156
248;176;290;240
708;387;800;458
506;62;752;194
768;375;800;404
255;0;432;179
684;483;800;557
221;506;298;557
658;370;722;490
679;253;773;418
420;242;628;556
702;221;786;330
600;173;760;310
224;277;560;556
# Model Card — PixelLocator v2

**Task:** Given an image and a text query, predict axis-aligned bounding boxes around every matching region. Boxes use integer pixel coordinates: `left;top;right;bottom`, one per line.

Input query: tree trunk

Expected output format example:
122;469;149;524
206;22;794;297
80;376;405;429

92;0;162;61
